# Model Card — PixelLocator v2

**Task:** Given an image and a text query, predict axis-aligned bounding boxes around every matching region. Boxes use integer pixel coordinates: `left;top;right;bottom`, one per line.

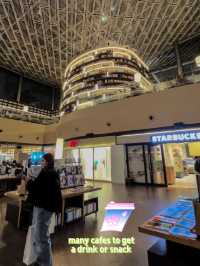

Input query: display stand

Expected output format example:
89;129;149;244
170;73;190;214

56;159;84;189
139;199;200;266
148;239;200;266
4;186;101;229
60;186;100;226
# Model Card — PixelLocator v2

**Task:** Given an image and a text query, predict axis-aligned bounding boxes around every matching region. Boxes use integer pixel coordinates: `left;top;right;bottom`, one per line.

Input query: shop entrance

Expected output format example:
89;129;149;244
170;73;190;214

126;141;198;188
163;142;197;188
126;144;167;186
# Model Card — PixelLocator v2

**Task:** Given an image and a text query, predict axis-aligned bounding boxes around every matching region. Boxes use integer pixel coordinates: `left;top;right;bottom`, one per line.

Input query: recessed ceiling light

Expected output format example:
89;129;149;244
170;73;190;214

101;14;108;24
195;55;200;67
23;105;28;112
134;72;142;83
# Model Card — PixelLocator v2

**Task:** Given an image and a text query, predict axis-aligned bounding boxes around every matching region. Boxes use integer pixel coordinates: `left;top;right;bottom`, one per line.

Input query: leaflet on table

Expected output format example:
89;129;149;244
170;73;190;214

145;215;177;232
170;226;197;239
184;210;195;220
145;199;195;232
176;218;195;229
159;199;193;219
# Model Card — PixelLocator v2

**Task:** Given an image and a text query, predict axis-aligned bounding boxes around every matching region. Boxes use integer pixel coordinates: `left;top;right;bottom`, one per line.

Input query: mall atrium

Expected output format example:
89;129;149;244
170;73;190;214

0;1;200;266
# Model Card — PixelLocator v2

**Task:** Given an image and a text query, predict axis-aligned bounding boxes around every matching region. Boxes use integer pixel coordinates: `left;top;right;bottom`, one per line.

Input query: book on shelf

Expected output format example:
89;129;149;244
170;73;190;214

58;163;85;189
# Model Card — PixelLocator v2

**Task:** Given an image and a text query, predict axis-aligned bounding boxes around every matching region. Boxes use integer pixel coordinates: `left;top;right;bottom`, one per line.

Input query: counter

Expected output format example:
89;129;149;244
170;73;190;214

139;199;200;266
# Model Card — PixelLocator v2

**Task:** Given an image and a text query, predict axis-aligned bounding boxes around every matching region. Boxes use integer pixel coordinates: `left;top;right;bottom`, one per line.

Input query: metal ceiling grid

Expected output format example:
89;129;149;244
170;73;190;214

0;0;199;87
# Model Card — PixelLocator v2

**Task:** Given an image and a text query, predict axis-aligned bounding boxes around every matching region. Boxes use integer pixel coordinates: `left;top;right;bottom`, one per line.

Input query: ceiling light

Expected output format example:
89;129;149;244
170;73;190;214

23;106;28;112
101;14;108;24
134;72;142;83
195;55;200;67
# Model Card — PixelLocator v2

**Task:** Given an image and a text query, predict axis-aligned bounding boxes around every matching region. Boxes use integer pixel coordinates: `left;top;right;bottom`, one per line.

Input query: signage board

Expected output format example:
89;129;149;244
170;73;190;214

151;131;200;144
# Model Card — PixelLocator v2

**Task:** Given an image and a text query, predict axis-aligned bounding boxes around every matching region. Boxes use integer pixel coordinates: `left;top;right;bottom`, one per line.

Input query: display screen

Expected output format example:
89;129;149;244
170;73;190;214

30;152;46;165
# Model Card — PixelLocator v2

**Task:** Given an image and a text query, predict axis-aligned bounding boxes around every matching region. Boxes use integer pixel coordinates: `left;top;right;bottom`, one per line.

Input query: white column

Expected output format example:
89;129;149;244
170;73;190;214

111;145;127;184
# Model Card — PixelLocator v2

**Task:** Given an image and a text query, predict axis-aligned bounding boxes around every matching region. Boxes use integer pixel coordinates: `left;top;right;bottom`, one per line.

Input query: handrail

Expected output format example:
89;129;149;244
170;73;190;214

0;99;59;117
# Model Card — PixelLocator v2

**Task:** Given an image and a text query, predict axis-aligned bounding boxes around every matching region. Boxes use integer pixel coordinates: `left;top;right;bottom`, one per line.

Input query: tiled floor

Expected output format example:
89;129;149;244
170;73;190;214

0;182;197;266
172;174;196;188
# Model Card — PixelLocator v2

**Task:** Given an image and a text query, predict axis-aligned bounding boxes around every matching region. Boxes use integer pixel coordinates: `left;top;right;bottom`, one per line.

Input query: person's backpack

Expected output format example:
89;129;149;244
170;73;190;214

194;159;200;174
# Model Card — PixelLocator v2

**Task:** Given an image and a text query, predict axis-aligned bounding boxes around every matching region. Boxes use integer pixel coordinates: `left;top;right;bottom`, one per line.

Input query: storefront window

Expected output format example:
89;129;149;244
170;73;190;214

43;145;55;155
65;149;80;163
163;143;196;187
63;146;112;181
80;148;93;179
0;144;15;162
22;146;42;155
94;147;111;181
150;145;165;185
127;145;146;183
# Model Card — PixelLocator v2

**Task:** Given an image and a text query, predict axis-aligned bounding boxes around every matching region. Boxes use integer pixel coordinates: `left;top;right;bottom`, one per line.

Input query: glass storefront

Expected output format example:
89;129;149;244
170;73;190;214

126;144;166;186
22;145;42;154
0;144;15;162
64;149;80;163
80;148;93;179
94;147;111;181
0;144;43;163
127;145;147;183
163;142;197;187
64;147;111;181
150;145;166;185
126;141;200;187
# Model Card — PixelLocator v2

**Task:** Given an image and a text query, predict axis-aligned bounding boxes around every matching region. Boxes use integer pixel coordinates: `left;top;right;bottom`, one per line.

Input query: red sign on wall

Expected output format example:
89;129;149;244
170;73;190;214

68;140;79;147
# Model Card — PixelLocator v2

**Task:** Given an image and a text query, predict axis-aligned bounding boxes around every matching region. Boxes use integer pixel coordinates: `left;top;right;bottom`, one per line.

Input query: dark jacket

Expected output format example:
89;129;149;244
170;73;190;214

26;168;62;213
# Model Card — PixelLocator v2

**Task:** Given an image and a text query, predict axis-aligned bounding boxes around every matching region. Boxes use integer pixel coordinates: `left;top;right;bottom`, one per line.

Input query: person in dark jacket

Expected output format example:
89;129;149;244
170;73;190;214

25;153;62;266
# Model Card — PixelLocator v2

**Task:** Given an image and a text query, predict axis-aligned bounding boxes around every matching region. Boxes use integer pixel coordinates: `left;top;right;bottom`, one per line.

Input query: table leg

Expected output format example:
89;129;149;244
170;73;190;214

17;201;22;229
61;199;65;227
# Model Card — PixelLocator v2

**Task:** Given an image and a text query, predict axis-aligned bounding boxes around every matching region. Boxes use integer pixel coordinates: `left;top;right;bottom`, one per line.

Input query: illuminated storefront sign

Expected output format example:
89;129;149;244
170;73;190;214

151;131;200;144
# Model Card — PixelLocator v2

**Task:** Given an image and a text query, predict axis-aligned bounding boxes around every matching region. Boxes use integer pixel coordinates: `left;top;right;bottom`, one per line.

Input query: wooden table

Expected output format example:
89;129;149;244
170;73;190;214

0;175;16;181
139;218;200;250
61;186;101;226
5;186;101;228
